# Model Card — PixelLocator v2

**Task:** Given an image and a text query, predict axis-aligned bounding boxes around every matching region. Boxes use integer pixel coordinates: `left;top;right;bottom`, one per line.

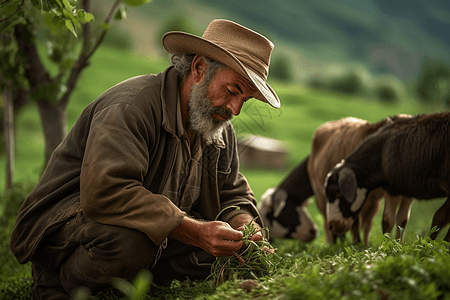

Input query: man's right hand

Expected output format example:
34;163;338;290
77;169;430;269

169;216;244;257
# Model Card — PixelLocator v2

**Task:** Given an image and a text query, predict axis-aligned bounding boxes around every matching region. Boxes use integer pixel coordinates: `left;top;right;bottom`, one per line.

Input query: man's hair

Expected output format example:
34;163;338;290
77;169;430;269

170;54;225;79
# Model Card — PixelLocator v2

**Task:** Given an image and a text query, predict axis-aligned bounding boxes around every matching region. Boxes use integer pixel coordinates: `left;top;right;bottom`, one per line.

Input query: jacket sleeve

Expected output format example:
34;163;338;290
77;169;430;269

216;124;264;228
80;102;185;246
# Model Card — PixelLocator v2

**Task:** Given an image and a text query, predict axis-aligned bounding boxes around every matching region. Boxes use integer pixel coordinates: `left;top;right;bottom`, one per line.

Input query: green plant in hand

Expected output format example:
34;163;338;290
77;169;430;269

209;218;282;286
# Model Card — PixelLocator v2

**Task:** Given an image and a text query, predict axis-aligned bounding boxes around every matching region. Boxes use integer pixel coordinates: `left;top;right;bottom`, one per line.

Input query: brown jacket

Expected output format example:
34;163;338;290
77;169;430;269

10;66;262;264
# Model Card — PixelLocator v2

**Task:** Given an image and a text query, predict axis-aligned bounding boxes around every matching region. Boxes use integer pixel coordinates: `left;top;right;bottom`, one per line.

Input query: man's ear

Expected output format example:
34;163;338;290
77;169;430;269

191;55;207;84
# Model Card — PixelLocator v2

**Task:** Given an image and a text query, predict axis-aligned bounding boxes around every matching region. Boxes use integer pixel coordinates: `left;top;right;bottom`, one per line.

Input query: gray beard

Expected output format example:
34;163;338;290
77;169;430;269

188;80;232;145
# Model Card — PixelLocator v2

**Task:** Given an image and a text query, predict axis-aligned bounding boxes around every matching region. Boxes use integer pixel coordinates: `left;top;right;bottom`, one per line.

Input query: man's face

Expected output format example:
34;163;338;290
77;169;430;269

188;66;256;144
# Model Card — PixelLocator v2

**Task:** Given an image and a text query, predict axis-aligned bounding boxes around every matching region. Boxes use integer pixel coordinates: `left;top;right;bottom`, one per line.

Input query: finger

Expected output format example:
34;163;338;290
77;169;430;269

214;240;244;257
221;224;244;241
235;225;245;231
250;231;263;242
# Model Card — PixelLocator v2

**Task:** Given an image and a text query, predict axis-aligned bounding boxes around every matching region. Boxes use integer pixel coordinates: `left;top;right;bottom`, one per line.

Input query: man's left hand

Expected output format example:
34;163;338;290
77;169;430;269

228;213;263;242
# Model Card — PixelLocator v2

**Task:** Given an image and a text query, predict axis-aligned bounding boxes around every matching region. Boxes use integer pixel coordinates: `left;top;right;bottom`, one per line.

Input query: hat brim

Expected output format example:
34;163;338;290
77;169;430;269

162;32;280;109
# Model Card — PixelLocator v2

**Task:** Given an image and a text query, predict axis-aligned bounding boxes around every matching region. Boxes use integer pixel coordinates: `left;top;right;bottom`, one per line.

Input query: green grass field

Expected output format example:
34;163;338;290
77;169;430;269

1;45;449;299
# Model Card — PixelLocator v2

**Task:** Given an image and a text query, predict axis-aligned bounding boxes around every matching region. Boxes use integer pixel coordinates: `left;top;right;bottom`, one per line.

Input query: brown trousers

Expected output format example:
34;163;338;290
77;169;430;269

31;211;214;299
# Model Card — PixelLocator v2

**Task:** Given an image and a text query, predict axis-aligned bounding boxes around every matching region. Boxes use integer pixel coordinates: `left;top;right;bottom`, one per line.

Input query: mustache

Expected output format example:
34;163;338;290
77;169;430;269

210;106;233;120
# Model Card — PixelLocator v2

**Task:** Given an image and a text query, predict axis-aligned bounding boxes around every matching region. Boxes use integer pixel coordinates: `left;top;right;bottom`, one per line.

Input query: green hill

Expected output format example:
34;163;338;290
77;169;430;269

109;0;450;85
198;0;450;81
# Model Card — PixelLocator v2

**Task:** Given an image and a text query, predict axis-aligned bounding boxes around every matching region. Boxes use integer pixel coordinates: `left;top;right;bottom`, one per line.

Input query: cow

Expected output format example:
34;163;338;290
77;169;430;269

258;156;318;242
308;116;414;246
258;116;414;245
325;112;450;241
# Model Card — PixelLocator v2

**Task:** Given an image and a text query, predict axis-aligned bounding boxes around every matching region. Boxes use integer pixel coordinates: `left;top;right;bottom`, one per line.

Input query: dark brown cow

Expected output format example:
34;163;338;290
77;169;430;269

325;112;450;241
309;116;414;246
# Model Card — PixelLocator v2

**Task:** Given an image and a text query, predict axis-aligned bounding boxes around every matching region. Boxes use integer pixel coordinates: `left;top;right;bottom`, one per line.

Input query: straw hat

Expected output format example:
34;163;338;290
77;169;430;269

162;19;280;109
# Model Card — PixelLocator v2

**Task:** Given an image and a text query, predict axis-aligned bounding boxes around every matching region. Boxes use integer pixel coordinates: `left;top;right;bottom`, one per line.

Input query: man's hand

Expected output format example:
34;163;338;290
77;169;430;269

169;217;245;257
228;213;263;242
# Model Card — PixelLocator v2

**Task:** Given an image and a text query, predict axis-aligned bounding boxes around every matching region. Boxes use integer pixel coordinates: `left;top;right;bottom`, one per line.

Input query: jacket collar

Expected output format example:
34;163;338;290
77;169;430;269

160;66;180;137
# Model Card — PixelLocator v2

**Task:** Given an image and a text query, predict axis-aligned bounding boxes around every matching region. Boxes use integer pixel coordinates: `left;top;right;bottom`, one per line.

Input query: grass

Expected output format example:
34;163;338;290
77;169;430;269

1;45;450;299
209;221;281;287
2;184;449;300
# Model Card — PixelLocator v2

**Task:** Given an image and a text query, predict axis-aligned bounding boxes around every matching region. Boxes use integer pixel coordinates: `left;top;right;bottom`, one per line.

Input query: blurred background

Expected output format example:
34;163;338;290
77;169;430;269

99;0;450;99
1;0;450;244
100;0;450;84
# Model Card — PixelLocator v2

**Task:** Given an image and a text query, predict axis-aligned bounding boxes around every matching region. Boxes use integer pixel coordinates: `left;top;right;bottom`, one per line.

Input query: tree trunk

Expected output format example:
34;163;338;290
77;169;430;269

12;0;117;169
36;98;67;165
3;86;14;189
14;23;62;167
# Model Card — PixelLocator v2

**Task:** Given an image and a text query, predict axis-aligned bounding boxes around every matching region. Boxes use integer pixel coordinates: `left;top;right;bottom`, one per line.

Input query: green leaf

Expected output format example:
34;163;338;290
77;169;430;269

429;226;439;236
46;14;63;33
66;12;81;29
54;0;64;8
84;12;94;23
65;19;77;37
114;5;127;20
111;278;135;299
76;10;85;21
62;0;74;10
51;7;63;17
132;270;152;300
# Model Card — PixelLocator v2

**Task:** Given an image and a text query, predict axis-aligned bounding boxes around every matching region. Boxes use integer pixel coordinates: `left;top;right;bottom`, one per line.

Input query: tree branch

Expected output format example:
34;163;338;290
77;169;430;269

59;0;121;107
0;0;25;23
85;0;120;60
81;0;91;54
14;23;51;89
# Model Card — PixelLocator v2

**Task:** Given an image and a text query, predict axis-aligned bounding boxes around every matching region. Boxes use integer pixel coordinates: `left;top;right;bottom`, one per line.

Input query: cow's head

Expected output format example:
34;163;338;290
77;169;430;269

325;161;368;236
258;187;317;242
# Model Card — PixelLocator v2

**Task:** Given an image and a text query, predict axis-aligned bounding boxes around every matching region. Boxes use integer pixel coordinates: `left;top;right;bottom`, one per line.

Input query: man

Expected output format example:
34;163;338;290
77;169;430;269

10;19;281;299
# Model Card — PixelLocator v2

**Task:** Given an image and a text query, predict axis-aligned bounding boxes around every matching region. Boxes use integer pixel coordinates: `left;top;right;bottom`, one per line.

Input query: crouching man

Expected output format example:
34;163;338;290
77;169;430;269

10;19;281;299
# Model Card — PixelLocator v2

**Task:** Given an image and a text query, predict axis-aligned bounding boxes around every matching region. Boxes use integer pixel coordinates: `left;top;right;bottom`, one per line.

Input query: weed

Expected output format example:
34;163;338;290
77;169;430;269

209;219;282;286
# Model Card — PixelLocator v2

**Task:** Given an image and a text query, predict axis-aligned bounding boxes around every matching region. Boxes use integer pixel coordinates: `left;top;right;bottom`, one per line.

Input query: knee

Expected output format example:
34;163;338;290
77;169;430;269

60;227;159;294
98;226;159;270
76;224;159;276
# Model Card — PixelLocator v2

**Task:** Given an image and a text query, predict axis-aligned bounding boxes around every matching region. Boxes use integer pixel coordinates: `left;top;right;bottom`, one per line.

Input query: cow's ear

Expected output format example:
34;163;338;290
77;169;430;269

273;188;288;218
260;188;276;209
338;167;357;202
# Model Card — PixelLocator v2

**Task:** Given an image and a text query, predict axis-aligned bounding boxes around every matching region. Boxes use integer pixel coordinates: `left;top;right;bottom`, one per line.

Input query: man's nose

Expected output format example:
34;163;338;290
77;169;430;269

226;98;244;116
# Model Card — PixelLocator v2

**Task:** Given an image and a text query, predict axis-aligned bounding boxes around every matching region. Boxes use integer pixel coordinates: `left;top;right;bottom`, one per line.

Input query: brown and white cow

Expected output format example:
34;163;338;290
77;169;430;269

308;116;414;246
259;115;413;245
325;112;450;241
258;156;318;242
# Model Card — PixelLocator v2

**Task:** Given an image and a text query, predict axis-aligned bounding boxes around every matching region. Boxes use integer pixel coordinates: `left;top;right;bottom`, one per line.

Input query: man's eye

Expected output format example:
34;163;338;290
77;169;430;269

227;88;235;95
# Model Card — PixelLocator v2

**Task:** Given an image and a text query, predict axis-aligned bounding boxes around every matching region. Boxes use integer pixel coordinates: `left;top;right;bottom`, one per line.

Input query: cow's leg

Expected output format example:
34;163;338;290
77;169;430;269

360;191;382;247
315;192;334;244
325;223;334;244
395;197;414;241
382;192;400;236
350;215;361;244
430;197;450;240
